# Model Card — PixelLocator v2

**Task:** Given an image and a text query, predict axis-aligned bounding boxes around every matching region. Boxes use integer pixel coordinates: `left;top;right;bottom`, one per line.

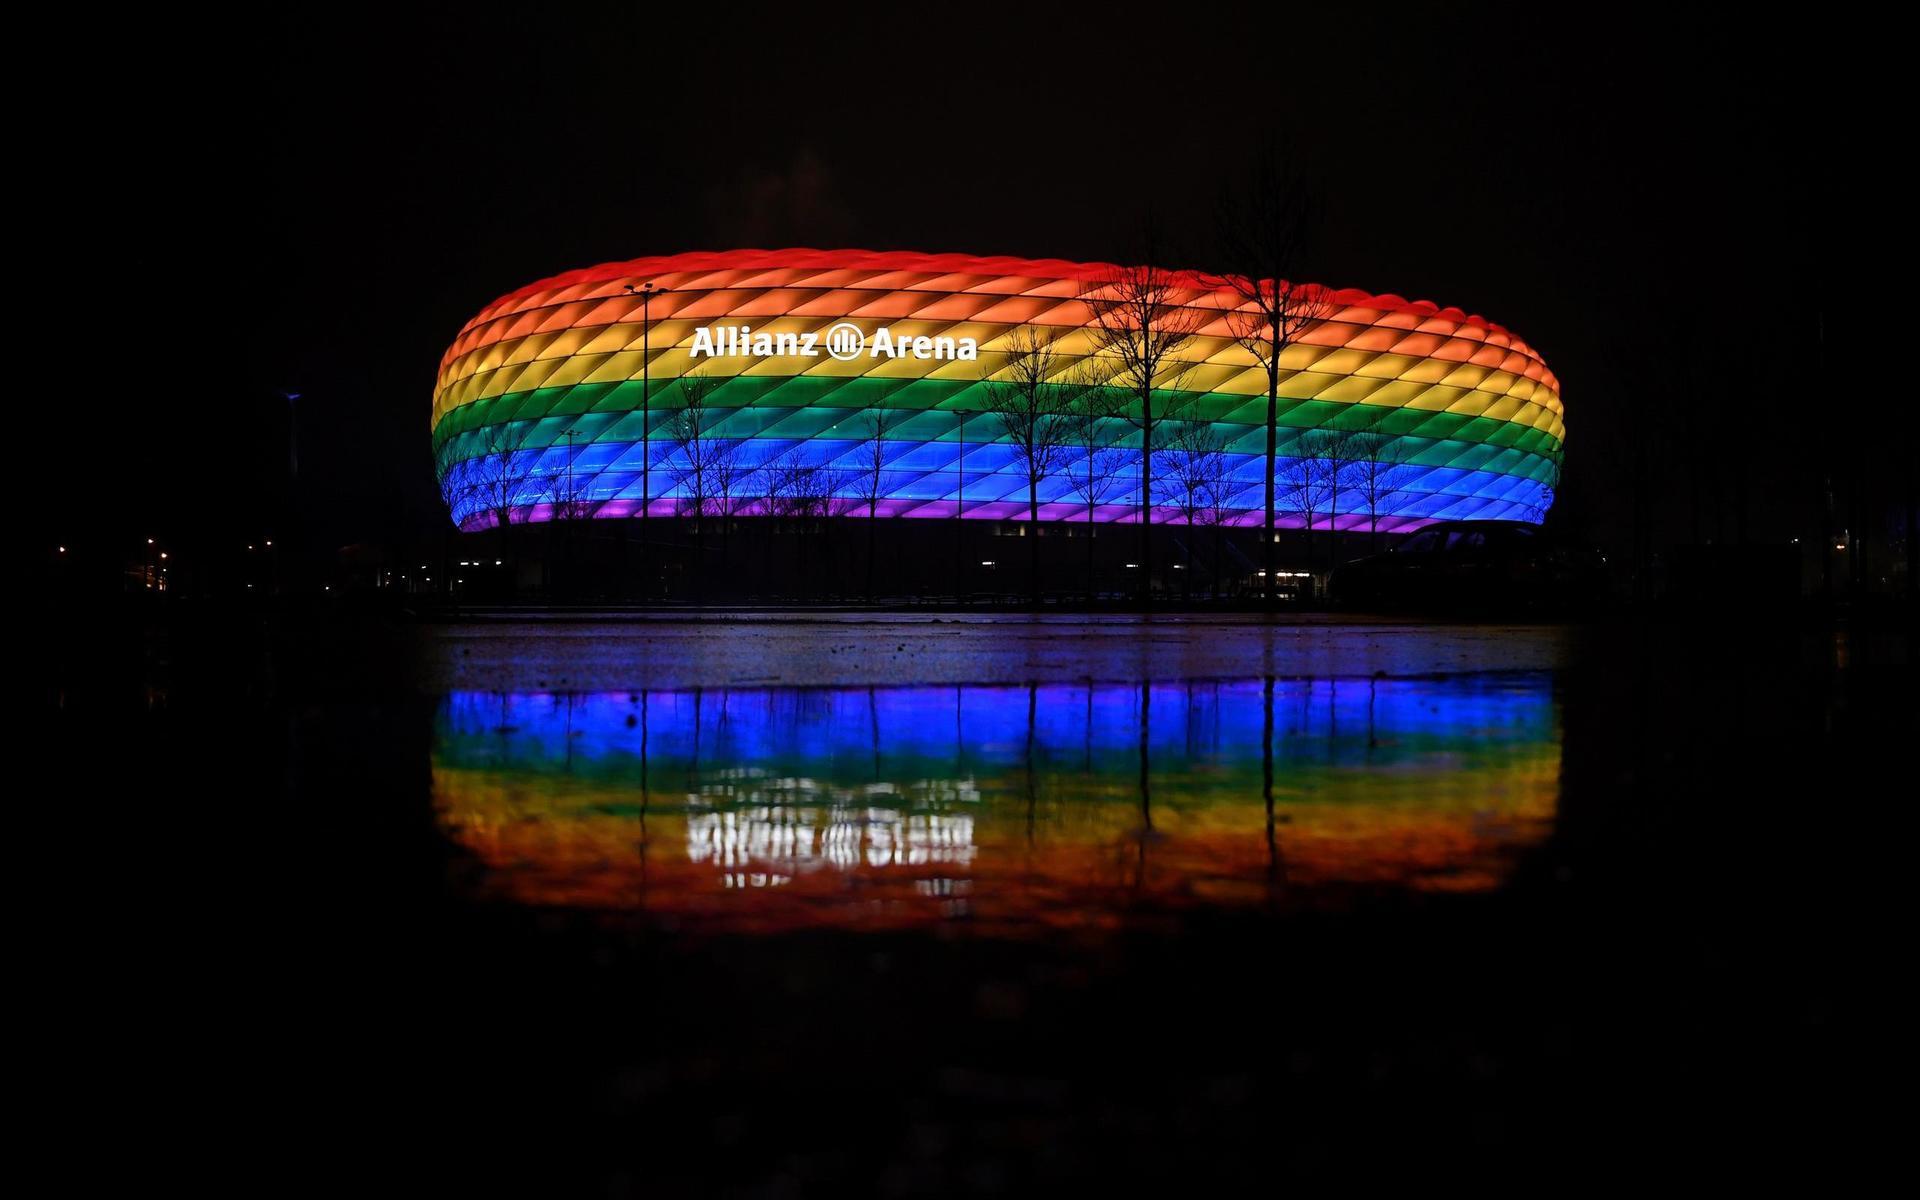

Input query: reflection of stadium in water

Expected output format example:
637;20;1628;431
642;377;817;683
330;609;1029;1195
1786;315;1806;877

431;676;1561;932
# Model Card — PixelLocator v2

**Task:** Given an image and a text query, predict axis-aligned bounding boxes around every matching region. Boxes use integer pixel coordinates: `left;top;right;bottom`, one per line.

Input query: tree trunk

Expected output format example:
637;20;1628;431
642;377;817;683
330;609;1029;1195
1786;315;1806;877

498;517;514;600
1139;391;1154;604
1302;508;1316;601
1087;507;1097;607
761;519;773;602
617;518;628;602
866;499;877;603
693;516;706;605
1029;479;1041;608
1212;524;1222;601
1326;479;1340;588
1263;367;1278;605
1184;521;1193;602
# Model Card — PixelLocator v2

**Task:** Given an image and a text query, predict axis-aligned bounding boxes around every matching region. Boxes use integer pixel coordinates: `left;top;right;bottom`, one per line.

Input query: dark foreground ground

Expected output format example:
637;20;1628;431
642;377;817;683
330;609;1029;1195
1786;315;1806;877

33;608;1911;1194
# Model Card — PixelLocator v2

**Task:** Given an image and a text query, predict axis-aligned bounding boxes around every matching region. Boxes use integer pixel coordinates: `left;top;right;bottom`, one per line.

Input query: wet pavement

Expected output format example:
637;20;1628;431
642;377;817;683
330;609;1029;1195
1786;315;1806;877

419;612;1572;691
42;611;1906;1193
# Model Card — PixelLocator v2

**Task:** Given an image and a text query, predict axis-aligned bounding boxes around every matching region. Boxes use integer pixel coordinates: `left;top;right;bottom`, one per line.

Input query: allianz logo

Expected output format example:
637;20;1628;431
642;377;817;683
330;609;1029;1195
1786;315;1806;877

688;322;979;362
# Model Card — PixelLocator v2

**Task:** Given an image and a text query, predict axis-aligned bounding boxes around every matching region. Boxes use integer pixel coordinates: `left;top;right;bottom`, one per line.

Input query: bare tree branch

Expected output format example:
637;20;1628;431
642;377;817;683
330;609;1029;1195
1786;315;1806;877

1083;242;1206;599
1060;370;1131;602
983;325;1078;604
848;399;909;600
1346;426;1422;551
666;368;725;521
1215;149;1336;602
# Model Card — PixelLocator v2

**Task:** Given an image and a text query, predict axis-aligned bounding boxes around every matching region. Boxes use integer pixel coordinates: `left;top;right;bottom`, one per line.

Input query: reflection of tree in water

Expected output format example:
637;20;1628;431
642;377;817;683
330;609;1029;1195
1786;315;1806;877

1025;684;1038;850
1137;681;1153;891
1264;674;1284;897
638;690;648;896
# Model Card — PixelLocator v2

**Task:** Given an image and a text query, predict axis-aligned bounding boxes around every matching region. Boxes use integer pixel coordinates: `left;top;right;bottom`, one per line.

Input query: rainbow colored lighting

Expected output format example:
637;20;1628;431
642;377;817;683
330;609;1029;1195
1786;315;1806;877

432;250;1564;531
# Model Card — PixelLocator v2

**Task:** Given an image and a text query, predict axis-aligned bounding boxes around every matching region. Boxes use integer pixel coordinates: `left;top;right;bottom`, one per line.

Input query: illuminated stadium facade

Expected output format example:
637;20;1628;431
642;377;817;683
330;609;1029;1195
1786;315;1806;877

431;250;1564;533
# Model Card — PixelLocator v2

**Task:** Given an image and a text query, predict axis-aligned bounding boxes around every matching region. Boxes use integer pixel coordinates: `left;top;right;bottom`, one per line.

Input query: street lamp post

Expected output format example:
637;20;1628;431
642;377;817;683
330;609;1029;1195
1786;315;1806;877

626;282;670;600
953;407;971;605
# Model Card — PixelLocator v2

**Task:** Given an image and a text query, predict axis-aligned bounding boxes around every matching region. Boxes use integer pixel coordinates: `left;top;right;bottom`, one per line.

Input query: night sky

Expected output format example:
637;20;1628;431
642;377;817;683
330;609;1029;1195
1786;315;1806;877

52;5;1875;558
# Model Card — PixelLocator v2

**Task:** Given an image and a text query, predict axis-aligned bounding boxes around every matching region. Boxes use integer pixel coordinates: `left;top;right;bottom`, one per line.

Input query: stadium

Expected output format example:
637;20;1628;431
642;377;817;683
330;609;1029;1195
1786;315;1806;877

431;249;1564;536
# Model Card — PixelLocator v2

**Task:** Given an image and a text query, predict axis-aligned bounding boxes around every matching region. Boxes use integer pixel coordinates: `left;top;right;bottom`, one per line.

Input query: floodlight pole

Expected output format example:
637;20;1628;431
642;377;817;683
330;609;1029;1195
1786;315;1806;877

954;407;970;606
627;281;669;600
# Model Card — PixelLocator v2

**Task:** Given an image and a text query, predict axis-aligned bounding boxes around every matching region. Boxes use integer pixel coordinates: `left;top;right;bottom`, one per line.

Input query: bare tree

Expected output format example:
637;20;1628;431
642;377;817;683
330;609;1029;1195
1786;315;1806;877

766;450;828;519
983;325;1077;605
1321;423;1366;575
665;370;727;591
1279;423;1368;580
1216;152;1338;604
1523;441;1566;527
708;434;759;577
1195;432;1248;598
814;467;854;600
1083;246;1205;600
1155;406;1226;599
543;430;597;522
665;369;725;520
1346;427;1421;553
765;449;842;597
1278;429;1335;594
1061;380;1132;603
540;427;597;596
435;443;474;525
438;420;540;584
762;448;813;598
848;402;909;601
443;420;540;532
